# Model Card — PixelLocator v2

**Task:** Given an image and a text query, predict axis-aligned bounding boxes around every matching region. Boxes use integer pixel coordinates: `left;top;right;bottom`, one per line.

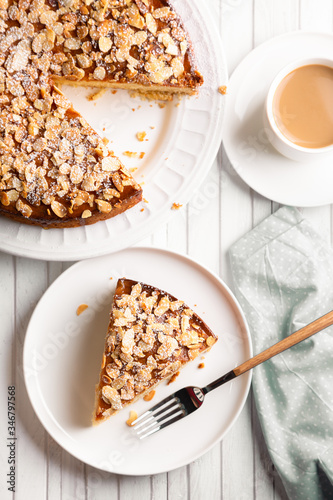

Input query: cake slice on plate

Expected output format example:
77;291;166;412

93;278;217;424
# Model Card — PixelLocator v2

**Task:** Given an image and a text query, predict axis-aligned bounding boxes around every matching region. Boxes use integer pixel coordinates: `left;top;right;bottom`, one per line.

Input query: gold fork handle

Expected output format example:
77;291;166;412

234;309;333;377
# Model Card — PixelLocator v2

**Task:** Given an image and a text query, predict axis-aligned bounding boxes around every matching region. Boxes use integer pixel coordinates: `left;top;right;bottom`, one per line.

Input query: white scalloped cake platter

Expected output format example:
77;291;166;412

0;0;227;261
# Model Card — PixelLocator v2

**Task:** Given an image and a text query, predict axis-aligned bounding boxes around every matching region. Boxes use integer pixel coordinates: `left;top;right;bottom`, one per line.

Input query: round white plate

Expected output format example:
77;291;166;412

0;1;227;261
223;31;333;207
23;247;252;475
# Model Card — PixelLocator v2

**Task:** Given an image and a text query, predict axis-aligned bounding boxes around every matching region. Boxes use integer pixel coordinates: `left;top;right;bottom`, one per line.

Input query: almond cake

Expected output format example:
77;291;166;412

0;0;203;228
93;278;217;424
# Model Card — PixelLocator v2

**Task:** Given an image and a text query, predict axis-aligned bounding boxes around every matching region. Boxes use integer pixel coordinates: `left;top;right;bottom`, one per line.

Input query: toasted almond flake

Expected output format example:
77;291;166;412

0;192;10;206
188;349;199;360
70;165;84;184
157;335;178;359
82;209;92;219
143;390;155;402
126;410;137;426
145;13;157;35
154;297;170;316
102;375;112;384
64;38;81;50
76;304;88;316
99;35;112;53
133;30;147;46
93;66;106;80
171;57;184;78
152;7;171;19
131;283;142;298
206;336;216;347
51;200;67;218
40;10;58;26
101;156;121;172
102;386;123;410
218;85;227;95
7;190;20;203
127;4;144;28
16;198;32;218
180;40;187;55
95;199;112;213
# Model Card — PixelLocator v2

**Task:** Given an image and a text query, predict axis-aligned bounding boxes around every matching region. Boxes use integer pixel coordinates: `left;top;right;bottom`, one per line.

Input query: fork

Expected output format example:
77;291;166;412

131;309;333;439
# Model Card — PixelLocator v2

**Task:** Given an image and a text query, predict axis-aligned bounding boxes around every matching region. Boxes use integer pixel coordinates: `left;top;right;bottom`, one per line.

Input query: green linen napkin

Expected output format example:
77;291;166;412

229;206;333;500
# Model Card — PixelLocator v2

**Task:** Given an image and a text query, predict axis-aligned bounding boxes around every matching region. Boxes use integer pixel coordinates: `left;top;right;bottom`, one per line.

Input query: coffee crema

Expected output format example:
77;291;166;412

273;64;333;149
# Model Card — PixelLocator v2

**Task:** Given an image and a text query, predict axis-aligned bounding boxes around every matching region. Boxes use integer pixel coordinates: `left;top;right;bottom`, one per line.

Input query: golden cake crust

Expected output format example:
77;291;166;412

93;278;217;424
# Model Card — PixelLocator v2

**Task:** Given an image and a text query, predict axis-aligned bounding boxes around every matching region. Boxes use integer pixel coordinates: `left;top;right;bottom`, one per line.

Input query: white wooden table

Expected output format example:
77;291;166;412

1;1;332;498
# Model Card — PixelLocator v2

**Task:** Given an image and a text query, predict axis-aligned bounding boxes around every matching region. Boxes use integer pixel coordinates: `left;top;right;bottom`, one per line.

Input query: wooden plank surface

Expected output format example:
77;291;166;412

1;1;331;499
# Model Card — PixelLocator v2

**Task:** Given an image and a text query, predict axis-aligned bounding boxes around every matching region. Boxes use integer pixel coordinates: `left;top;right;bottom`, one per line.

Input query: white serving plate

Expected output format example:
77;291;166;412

23;247;252;475
0;0;227;260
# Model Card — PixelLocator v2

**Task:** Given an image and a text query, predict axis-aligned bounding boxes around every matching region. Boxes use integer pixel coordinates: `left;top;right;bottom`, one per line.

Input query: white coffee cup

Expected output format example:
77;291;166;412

264;57;333;162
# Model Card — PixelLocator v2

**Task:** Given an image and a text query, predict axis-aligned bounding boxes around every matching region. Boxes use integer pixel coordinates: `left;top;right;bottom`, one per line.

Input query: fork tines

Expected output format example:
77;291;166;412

131;394;186;439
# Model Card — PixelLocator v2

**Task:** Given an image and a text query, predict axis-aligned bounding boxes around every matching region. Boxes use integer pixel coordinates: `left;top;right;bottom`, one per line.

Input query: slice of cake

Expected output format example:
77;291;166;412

93;278;217;424
0;79;142;228
0;0;203;227
50;0;204;97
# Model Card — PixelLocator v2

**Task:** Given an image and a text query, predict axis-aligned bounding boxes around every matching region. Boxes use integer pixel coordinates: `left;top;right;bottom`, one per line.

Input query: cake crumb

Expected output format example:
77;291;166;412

167;371;180;385
123;151;138;158
171;202;182;210
143;198;149;203
198;363;205;369
139;152;145;159
136;131;146;142
111;90;117;94
218;85;227;95
102;137;109;146
150;126;155;129
130;167;138;173
158;103;165;109
140;208;145;212
126;410;137;426
87;89;106;101
76;304;88;316
143;390;155;402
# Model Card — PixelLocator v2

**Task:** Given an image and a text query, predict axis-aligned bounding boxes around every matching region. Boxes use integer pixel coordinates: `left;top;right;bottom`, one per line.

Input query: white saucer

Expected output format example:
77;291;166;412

223;31;333;207
23;247;252;475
